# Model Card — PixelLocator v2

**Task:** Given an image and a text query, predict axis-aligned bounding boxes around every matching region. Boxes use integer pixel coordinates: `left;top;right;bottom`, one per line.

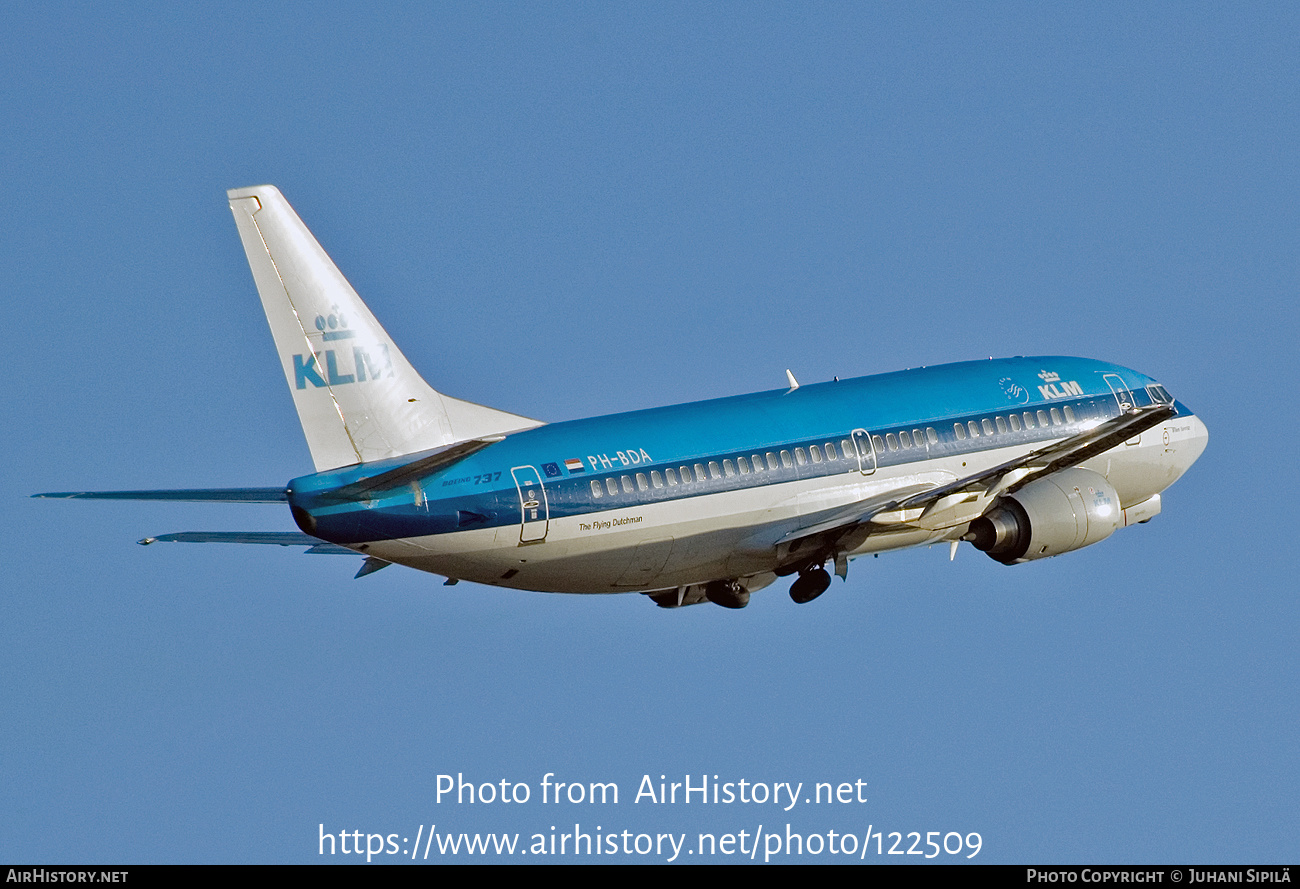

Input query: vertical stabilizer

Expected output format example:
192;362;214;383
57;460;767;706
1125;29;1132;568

227;185;541;470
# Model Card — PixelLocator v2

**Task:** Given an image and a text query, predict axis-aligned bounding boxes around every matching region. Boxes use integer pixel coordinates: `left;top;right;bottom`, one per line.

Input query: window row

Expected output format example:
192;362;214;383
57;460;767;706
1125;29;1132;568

589;438;863;499
584;405;1088;501
952;406;1075;441
869;427;941;454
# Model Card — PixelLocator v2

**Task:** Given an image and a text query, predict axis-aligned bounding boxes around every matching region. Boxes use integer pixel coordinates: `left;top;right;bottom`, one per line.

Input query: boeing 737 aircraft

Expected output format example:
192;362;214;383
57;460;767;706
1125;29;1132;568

38;186;1208;608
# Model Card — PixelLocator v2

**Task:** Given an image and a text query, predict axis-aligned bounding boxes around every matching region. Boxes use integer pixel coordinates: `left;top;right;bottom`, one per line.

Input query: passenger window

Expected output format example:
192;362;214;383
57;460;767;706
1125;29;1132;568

926;427;938;445
825;443;839;460
1023;411;1036;428
752;455;764;471
1037;410;1050;427
708;461;722;479
795;448;807;465
651;470;664;488
899;431;911;448
1009;413;1021;432
968;421;980;438
780;450;793;469
810;445;823;463
1063;405;1076;423
841;439;854;458
872;435;885;451
666;468;678;486
590;480;603;498
885;433;898;451
621;475;634;494
606;478;618;496
681;466;693;484
694;464;708;483
1050;408;1063;426
954;423;967;440
766;452;779;471
738;456;750;474
995;417;1007;434
982;418;995;436
723;459;736;477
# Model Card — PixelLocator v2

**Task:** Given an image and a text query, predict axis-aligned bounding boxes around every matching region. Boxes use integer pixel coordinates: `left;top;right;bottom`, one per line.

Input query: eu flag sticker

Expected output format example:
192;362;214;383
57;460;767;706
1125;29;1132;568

542;462;561;478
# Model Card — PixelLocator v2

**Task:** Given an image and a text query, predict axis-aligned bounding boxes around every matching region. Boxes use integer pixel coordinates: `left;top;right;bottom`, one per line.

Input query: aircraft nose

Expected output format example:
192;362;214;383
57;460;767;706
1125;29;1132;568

1184;414;1209;467
1166;411;1208;483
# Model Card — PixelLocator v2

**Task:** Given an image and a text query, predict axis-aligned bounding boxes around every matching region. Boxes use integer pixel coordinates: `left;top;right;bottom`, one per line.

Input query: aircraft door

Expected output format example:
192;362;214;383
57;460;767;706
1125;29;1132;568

510;466;550;543
851;428;877;476
1103;374;1140;446
1104;374;1134;412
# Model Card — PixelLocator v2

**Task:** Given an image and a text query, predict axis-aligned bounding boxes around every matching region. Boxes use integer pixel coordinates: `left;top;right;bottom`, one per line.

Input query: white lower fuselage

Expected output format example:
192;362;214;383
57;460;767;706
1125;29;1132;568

355;412;1208;595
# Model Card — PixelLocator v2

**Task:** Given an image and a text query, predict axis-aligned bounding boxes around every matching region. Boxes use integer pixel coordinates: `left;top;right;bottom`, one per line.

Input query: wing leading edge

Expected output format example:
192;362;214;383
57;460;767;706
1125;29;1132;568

782;402;1178;548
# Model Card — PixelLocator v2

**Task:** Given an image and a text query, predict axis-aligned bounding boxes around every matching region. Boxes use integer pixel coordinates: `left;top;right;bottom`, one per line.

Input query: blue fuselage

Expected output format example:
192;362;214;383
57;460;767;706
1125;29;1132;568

284;356;1204;595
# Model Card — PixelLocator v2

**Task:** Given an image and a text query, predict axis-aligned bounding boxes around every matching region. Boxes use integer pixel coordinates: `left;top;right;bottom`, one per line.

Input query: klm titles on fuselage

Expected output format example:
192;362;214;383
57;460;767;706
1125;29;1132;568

1037;370;1084;400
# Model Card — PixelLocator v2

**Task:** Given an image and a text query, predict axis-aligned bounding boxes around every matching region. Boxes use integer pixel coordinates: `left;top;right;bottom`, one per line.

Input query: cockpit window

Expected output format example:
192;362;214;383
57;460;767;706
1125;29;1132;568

1148;384;1174;405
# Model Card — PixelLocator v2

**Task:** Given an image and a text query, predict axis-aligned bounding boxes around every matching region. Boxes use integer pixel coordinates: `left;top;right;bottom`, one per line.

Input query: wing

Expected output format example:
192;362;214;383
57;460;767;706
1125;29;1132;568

892;402;1177;512
782;402;1177;548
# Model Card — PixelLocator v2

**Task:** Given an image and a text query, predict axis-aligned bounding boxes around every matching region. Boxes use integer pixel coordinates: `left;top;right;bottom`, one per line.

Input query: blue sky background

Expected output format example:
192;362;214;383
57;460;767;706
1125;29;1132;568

3;2;1296;863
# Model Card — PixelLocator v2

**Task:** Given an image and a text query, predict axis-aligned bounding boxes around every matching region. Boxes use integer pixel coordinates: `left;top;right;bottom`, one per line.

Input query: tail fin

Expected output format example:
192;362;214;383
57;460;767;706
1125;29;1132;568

227;185;541;471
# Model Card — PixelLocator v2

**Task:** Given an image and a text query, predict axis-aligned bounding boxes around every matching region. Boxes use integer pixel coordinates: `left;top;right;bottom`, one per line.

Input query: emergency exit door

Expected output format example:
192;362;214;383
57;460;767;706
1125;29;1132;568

511;466;549;543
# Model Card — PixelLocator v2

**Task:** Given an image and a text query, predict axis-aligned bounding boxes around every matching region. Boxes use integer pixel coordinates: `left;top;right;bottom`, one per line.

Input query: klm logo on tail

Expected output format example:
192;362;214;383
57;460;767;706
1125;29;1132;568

293;311;394;389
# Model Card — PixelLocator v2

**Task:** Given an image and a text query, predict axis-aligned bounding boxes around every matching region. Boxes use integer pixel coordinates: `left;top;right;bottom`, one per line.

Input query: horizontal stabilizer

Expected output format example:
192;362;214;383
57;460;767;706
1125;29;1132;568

138;531;352;553
34;488;288;502
318;436;503;501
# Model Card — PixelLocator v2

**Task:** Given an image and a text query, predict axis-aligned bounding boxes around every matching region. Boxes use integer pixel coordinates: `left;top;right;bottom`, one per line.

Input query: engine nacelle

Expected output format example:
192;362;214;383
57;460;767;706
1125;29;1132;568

966;468;1122;564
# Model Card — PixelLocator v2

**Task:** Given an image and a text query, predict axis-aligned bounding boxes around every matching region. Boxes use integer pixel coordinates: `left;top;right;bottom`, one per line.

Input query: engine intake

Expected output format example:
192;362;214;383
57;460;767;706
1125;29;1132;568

966;468;1121;564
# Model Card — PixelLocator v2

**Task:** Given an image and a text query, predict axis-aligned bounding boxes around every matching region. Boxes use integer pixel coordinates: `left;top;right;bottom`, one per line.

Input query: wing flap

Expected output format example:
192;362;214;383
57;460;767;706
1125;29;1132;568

778;485;936;544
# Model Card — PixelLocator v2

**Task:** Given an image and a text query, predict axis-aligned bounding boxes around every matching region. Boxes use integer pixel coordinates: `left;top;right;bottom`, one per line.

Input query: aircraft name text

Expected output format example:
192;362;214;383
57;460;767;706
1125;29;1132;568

578;515;643;532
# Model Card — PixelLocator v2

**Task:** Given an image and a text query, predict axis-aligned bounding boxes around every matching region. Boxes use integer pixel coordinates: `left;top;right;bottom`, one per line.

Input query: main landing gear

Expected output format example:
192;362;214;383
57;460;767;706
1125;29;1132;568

788;566;831;604
704;579;750;609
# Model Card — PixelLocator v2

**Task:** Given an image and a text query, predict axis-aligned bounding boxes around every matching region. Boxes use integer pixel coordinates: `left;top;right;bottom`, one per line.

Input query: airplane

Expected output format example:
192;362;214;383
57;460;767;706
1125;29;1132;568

36;185;1209;609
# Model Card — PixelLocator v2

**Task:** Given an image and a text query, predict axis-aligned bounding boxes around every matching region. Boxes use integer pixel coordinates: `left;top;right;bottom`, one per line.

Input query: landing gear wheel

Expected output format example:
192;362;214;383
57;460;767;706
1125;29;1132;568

789;567;831;604
705;580;750;609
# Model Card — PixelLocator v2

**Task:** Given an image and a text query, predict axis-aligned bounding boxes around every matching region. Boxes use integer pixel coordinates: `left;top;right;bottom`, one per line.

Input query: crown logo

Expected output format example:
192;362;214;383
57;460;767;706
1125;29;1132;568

315;305;355;341
1038;370;1060;383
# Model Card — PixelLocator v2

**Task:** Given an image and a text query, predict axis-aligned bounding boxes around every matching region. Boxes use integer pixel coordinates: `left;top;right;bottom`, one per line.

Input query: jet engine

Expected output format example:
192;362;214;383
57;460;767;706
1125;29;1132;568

965;468;1122;564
